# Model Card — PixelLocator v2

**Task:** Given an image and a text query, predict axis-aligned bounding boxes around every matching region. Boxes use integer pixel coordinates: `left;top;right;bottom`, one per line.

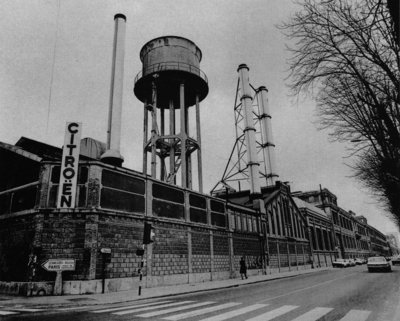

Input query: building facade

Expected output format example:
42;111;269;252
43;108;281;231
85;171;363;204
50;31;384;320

0;137;312;296
293;198;336;267
292;188;391;260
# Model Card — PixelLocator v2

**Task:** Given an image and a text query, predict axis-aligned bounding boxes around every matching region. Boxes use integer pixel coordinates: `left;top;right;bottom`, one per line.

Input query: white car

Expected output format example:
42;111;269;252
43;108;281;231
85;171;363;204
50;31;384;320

332;258;349;268
367;256;391;272
355;258;365;265
391;256;400;266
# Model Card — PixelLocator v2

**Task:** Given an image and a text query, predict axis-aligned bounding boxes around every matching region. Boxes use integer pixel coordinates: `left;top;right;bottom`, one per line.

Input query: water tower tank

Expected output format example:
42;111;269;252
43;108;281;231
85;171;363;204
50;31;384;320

134;36;208;191
134;36;208;107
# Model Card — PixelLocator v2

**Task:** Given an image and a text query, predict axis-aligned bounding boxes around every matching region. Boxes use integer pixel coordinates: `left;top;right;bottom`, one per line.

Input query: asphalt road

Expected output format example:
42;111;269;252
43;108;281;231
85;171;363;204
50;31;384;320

3;264;400;321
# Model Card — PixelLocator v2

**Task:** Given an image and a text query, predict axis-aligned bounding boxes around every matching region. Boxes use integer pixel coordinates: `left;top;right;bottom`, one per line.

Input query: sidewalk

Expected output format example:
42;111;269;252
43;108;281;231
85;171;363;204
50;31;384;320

0;267;332;309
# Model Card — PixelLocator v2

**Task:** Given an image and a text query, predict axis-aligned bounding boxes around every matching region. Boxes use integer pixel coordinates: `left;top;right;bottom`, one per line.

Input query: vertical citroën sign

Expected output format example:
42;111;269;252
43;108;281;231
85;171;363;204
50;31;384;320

57;122;82;208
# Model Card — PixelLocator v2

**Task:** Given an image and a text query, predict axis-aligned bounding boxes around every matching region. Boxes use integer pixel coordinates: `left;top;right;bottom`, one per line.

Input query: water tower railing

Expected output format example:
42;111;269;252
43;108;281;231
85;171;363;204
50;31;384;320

134;61;208;85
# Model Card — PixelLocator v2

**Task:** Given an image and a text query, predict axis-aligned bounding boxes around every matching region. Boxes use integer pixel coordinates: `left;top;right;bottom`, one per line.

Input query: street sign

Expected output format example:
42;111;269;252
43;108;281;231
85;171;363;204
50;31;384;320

41;259;76;272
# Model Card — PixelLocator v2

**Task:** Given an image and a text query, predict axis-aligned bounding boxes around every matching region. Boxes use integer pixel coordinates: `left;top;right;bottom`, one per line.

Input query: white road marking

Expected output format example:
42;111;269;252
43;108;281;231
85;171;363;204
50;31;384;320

59;306;97;311
0;310;18;315
257;272;358;304
137;301;215;318
245;305;299;321
113;301;195;316
339;309;372;321
91;300;172;313
198;304;267;321
10;308;44;312
291;307;334;321
163;302;241;321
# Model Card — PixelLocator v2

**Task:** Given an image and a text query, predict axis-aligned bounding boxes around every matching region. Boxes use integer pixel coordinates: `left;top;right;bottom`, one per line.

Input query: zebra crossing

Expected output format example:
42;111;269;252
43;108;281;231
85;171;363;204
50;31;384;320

90;299;373;320
0;307;44;316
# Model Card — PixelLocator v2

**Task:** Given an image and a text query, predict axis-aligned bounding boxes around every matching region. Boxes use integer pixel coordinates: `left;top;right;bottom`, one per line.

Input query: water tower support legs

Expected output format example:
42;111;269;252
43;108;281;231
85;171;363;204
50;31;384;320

169;99;176;184
151;82;158;178
180;82;187;188
195;94;203;193
143;99;148;175
160;106;165;180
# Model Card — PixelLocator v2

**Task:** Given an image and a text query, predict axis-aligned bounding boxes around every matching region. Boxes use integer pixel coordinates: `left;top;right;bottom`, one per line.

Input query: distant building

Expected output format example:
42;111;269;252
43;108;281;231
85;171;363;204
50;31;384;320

292;187;391;259
386;233;400;255
218;182;311;273
293;197;336;267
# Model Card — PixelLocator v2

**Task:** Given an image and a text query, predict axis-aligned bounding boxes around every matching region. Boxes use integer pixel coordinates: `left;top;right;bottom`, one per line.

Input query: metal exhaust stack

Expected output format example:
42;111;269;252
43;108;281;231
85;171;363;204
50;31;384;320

237;64;262;199
256;86;278;185
101;13;126;166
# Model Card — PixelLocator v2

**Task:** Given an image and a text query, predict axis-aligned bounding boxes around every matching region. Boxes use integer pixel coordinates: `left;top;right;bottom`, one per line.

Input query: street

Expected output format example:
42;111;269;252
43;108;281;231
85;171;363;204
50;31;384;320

2;265;400;321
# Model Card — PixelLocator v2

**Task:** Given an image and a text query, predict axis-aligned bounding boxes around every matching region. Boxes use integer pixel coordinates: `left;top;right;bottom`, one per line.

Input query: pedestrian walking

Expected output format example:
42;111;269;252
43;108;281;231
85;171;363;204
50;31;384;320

239;256;248;279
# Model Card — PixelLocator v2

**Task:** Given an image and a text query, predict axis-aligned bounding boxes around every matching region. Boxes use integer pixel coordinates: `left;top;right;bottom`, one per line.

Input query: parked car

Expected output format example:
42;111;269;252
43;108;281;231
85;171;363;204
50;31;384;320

367;256;391;272
347;259;356;266
391;256;400;266
355;258;365;265
332;258;349;268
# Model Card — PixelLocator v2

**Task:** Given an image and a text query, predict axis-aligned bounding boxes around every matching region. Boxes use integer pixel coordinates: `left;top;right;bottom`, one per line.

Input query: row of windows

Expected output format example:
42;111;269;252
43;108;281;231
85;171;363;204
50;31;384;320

0;184;37;214
357;225;367;236
310;227;334;251
370;237;388;247
359;240;369;250
342;234;356;249
332;212;353;231
230;209;258;233
267;199;305;239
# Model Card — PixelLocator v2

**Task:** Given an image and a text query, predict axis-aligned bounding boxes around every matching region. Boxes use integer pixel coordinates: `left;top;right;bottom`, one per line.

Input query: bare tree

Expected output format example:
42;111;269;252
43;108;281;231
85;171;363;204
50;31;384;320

280;0;400;227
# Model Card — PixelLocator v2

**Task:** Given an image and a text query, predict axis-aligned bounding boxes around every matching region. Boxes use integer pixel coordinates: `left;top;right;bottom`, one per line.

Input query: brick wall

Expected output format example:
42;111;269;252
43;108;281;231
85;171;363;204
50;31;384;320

152;222;188;276
40;212;86;281
0;215;35;281
97;214;143;279
213;232;230;272
233;234;261;271
192;228;210;273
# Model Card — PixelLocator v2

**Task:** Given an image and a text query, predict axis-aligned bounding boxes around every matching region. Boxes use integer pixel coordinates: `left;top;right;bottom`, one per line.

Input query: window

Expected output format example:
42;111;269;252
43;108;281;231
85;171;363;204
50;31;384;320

247;216;253;232
48;165;89;208
236;213;242;230
189;194;206;209
153;183;183;203
190;207;207;224
153;199;184;219
211;212;226;227
189;193;207;224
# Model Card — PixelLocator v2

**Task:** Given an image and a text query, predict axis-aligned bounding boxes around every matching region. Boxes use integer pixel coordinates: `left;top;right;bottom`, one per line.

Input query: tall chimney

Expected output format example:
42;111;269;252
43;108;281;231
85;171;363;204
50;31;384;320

101;13;126;166
237;64;262;199
256;86;278;185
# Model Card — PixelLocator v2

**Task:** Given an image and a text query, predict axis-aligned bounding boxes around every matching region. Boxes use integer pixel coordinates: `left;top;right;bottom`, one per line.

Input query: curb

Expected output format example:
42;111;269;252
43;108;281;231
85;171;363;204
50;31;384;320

1;268;332;309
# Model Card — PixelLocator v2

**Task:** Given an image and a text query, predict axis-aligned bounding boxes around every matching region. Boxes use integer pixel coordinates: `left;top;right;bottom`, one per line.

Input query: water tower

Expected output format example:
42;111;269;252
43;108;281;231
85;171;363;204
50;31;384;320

134;36;208;192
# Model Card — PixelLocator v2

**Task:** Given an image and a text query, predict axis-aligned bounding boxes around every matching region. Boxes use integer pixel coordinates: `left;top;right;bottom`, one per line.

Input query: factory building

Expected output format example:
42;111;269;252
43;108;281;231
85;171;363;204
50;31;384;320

293;198;336;267
293;188;391;260
0;136;310;296
216;183;311;273
0;14;392;297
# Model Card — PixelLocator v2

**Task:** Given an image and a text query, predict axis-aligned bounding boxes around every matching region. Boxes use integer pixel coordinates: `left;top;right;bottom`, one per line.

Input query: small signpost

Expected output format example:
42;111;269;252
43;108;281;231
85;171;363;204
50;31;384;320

100;248;112;293
41;259;76;295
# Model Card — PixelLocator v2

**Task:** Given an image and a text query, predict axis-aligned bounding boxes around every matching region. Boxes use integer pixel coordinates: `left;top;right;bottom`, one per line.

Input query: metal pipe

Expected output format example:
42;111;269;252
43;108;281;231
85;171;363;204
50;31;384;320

185;100;192;188
101;14;126;166
195;94;203;192
151;82;158;178
169;99;176;184
257;86;278;186
143;99;148;175
160;106;165;180
180;82;187;188
237;64;261;196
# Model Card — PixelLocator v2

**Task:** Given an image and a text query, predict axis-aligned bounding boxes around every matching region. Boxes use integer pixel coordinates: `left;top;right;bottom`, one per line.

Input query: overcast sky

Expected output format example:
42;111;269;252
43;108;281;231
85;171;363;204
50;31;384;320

0;0;398;235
